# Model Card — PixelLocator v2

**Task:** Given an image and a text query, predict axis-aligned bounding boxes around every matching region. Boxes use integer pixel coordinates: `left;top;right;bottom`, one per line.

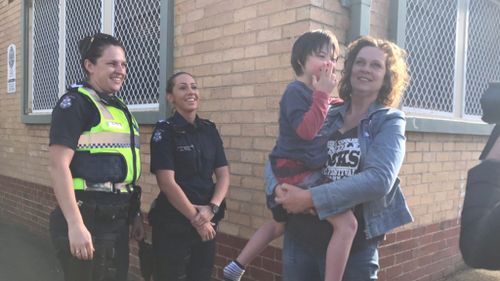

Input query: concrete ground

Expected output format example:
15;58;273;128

443;268;500;281
0;220;63;281
2;218;500;281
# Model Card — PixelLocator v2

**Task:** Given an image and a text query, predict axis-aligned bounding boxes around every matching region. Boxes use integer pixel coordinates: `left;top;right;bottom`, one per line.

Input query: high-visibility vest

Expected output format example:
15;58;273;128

72;86;141;192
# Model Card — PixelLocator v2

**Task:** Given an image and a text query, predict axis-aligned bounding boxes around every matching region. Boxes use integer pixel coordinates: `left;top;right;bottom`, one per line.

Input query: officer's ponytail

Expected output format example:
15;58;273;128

78;33;126;75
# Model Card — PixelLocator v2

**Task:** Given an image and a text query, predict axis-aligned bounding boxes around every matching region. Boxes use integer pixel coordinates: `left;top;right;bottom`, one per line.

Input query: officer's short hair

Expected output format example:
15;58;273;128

291;30;339;76
78;33;126;75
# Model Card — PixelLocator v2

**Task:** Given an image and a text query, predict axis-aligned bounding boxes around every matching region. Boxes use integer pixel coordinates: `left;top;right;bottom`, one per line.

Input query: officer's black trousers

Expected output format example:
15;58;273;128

152;220;216;281
49;193;131;281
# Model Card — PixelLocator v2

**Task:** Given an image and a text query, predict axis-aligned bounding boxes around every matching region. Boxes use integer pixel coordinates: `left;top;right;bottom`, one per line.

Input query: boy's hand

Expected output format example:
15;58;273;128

313;61;337;94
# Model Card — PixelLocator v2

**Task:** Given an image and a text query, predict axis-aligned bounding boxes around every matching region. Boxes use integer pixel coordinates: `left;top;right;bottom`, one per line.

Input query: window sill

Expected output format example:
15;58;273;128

21;111;163;125
406;116;493;136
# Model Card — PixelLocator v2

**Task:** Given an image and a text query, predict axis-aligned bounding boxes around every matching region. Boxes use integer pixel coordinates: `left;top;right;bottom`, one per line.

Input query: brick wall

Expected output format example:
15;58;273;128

173;0;351;244
0;0;490;280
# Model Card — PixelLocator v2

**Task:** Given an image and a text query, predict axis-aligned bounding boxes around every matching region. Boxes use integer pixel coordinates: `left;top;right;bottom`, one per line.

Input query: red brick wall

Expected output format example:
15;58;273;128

1;174;464;281
213;219;464;281
214;233;282;281
0;175;57;237
378;220;463;281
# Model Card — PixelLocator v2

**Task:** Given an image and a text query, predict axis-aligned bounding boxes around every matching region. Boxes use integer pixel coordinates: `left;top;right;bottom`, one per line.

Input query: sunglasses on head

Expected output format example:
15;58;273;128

82;33;117;59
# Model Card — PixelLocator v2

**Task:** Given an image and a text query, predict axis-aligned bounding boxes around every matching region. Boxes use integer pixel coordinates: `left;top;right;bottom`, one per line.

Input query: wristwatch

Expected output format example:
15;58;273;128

209;203;219;214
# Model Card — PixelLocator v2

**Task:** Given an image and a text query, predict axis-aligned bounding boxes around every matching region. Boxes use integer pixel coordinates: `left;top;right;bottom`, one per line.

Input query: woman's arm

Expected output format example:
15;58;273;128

192;165;230;226
155;169;216;241
310;112;406;219
49;145;94;260
211;165;230;206
155;169;198;221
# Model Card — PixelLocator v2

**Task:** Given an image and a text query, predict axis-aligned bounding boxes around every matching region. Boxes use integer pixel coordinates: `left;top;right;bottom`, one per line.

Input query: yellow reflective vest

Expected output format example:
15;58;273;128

72;86;141;192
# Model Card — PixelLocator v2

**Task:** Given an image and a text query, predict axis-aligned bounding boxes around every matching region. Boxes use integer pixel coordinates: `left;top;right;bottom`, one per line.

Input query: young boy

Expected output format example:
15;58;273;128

224;30;358;281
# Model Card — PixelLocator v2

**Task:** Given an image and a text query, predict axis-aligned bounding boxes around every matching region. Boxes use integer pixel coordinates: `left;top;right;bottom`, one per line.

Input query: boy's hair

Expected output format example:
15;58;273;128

290;29;340;76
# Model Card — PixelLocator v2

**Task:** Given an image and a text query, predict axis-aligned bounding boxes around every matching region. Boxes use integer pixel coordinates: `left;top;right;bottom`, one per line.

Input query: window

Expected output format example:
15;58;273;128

401;0;500;120
24;0;169;118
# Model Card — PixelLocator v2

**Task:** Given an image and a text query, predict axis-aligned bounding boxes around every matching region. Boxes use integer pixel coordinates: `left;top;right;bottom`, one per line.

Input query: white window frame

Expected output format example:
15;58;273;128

22;0;173;124
397;0;499;121
389;0;495;135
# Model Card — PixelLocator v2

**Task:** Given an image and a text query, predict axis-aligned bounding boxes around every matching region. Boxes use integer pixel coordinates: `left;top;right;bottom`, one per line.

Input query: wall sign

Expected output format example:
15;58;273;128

7;44;16;94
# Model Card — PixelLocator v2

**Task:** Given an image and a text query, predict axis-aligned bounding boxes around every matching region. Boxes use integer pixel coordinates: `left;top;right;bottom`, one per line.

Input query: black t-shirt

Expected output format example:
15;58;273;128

287;126;382;254
150;112;228;221
327;127;383;251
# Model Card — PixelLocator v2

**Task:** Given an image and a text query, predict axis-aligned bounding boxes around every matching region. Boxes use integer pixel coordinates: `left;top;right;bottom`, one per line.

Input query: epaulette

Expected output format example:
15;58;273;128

156;119;173;129
66;83;83;92
199;118;216;128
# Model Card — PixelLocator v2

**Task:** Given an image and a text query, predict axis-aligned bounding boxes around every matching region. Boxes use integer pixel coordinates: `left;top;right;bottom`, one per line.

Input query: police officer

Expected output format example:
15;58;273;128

149;72;230;280
48;33;144;281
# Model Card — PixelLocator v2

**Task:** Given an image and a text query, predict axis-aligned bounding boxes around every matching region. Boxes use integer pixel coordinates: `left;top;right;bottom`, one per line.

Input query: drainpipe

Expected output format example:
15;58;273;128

340;0;372;42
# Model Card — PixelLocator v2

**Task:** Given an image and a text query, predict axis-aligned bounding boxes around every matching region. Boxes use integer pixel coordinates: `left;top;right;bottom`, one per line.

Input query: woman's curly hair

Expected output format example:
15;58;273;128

338;36;410;107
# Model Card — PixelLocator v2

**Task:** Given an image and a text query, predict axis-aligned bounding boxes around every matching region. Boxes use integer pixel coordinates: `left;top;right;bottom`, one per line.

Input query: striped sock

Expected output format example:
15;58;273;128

223;260;245;281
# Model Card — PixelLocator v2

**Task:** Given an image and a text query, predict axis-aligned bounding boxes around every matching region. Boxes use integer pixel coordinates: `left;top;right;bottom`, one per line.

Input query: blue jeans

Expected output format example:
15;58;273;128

282;230;379;281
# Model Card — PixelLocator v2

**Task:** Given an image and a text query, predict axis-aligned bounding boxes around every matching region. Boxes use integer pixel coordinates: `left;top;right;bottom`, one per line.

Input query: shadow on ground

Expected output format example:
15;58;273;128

443;268;500;281
0;220;63;281
3;218;500;281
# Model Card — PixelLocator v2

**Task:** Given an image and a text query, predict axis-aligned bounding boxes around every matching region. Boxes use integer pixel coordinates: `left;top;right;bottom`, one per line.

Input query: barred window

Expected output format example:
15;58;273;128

27;0;162;114
402;0;500;120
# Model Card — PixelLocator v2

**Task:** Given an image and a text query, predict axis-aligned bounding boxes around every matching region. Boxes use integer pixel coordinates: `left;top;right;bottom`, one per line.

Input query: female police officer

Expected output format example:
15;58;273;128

48;33;144;281
149;72;230;280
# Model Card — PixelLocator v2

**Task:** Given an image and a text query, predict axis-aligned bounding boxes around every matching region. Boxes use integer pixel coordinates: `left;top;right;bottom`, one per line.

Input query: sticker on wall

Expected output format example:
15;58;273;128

7;44;16;94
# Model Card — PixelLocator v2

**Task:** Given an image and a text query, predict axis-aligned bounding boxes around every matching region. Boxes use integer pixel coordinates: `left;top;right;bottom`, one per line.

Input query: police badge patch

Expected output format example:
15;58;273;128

59;96;73;109
152;130;162;142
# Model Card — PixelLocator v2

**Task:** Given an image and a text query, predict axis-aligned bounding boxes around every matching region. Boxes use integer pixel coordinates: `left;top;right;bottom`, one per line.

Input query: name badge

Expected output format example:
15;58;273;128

108;121;123;129
177;145;194;152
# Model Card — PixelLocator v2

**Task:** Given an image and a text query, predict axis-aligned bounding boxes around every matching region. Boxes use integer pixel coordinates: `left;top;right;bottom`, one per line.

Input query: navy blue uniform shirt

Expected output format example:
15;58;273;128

150;112;228;220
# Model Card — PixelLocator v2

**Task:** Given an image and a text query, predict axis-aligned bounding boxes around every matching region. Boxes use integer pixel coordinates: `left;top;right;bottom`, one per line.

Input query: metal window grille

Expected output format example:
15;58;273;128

32;0;59;112
464;0;500;117
30;0;161;113
65;0;102;87
402;0;457;116
114;0;161;109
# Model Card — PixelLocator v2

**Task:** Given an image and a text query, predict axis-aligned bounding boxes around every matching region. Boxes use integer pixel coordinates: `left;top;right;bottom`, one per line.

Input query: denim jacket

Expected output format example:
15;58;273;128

265;101;413;239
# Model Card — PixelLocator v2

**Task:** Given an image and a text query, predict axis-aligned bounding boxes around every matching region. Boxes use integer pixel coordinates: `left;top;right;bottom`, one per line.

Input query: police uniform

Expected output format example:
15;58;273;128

149;111;228;281
49;82;141;281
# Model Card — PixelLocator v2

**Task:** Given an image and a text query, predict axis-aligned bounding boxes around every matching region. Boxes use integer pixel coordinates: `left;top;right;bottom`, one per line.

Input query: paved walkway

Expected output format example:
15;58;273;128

443;268;500;281
0;220;63;281
2;218;500;281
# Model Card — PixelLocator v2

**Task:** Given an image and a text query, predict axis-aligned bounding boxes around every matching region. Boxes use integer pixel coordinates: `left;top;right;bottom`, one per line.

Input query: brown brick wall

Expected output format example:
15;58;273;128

171;0;352;241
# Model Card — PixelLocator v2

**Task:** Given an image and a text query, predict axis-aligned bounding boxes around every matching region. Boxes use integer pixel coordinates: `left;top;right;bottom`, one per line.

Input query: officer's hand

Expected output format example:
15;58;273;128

68;223;94;260
191;205;214;227
130;215;145;241
195;222;216;241
312;61;337;94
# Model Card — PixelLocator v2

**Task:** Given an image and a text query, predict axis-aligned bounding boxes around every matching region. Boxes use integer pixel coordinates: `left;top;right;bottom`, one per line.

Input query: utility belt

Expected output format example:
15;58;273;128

74;178;134;193
75;190;133;223
78;198;130;222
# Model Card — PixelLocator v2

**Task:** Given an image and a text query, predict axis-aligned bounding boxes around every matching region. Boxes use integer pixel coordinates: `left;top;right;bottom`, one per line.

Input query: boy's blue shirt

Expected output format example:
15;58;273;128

269;80;329;169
